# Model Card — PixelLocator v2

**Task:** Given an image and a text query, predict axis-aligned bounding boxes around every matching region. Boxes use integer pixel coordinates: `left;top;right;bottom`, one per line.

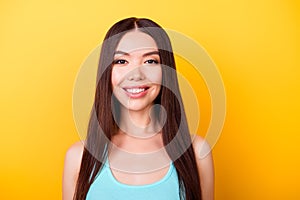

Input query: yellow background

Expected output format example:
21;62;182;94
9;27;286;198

1;0;299;199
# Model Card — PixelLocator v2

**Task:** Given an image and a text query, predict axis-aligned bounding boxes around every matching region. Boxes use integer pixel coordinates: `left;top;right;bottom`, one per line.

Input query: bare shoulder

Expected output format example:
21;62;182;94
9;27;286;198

65;141;84;160
191;135;214;200
64;141;85;174
62;141;84;200
191;135;212;160
64;141;84;172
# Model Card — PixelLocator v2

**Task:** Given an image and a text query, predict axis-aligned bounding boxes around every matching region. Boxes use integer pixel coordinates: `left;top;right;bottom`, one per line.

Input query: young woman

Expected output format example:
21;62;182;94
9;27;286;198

63;17;214;200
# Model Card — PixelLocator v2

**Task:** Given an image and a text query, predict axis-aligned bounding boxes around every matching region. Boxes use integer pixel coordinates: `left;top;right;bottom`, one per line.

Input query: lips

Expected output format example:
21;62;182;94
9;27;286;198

122;86;150;98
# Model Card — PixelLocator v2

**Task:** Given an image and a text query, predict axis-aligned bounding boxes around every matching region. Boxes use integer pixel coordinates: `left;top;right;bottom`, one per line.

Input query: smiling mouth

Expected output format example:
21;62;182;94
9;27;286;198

123;86;150;94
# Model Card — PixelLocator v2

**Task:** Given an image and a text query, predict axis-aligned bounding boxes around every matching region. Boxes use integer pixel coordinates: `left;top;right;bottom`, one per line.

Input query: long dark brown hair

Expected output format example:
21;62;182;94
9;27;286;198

74;17;201;200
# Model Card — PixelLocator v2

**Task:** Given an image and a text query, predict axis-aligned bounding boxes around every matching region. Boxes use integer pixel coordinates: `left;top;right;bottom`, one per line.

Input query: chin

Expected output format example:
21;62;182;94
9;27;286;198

123;103;153;112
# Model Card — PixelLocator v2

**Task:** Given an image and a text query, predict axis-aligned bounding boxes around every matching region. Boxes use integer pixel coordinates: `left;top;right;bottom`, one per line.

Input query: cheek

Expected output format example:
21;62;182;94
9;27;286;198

111;68;124;87
146;67;162;84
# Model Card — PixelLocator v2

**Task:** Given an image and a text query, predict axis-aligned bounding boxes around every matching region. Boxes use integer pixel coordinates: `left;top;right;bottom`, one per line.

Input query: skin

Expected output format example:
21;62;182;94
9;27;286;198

63;30;214;200
111;31;163;139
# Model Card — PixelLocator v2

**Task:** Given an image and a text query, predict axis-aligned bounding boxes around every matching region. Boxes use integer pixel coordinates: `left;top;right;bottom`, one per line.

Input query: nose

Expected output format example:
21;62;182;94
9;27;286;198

127;66;145;81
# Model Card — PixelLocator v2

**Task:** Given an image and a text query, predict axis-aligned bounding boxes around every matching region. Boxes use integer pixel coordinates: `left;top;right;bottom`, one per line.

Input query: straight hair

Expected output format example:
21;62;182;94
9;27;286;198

74;17;202;200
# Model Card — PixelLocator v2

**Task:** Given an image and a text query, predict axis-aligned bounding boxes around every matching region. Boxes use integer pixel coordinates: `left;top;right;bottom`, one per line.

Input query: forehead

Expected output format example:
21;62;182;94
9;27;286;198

116;31;158;53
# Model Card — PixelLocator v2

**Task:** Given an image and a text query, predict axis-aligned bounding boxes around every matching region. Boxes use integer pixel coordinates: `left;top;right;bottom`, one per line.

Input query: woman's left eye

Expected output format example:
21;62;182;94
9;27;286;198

145;59;159;64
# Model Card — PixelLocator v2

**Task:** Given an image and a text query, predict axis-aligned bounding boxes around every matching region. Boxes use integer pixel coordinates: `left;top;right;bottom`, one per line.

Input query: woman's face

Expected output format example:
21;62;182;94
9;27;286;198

111;30;162;111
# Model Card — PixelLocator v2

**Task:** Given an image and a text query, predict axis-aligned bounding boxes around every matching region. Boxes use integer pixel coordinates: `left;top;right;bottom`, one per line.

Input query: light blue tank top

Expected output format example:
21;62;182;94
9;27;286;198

86;159;180;200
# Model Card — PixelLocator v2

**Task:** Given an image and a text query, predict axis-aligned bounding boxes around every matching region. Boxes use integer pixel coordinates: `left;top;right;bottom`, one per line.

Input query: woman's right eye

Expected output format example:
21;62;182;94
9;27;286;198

114;59;127;64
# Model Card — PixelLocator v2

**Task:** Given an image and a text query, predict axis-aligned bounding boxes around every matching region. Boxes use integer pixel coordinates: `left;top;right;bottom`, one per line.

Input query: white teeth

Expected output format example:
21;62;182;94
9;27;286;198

126;88;145;94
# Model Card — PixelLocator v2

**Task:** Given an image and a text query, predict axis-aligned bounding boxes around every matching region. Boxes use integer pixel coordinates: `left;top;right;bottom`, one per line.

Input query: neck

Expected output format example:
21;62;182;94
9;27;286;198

117;104;162;138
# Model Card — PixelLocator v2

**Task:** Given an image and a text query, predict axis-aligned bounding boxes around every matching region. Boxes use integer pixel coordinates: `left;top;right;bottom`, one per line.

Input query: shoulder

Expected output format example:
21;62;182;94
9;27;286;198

191;135;213;171
65;141;84;161
191;135;214;200
62;141;84;200
191;135;212;160
64;140;84;173
64;141;84;174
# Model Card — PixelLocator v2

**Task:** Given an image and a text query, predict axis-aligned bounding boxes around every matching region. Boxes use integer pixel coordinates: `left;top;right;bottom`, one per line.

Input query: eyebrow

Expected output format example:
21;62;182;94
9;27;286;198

114;50;160;57
114;50;130;56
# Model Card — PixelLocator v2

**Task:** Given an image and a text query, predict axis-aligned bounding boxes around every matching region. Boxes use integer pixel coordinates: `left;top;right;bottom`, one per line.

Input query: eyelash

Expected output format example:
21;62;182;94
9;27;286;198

114;59;127;64
145;59;159;64
113;59;159;65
